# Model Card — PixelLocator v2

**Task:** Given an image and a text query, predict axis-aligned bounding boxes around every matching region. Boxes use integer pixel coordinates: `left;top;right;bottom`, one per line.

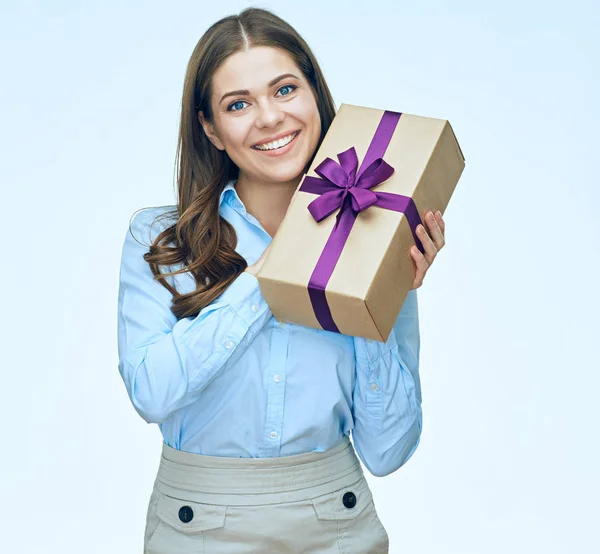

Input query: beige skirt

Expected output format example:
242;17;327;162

143;434;389;553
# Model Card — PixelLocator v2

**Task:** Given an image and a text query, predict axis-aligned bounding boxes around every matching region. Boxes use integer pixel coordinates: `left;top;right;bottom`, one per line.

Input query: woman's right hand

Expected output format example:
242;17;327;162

245;244;272;277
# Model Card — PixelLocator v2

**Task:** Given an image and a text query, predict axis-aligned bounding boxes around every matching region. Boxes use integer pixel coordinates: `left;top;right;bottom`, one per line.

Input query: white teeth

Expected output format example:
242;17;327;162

254;132;297;151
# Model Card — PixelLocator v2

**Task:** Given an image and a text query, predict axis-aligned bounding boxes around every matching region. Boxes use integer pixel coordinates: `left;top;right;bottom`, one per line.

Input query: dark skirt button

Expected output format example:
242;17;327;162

178;505;194;523
342;491;357;509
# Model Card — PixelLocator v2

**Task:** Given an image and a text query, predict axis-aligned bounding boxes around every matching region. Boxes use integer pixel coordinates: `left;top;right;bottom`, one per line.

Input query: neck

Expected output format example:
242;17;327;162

235;173;302;238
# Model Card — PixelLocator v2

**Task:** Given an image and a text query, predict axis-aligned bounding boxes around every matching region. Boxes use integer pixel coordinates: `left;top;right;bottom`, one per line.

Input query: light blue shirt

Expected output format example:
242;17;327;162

117;180;422;477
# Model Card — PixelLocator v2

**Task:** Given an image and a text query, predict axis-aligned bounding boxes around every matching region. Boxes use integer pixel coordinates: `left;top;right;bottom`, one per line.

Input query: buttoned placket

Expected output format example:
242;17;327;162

223;186;288;456
263;320;289;455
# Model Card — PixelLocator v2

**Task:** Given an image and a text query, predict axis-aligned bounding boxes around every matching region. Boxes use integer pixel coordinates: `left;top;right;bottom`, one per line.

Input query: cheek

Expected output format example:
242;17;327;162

312;110;322;138
292;100;321;147
216;118;251;149
231;125;252;149
308;108;322;148
291;95;319;126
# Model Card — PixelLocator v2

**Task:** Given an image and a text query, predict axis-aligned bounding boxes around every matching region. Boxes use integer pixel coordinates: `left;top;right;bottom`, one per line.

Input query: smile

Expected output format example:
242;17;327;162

251;131;300;151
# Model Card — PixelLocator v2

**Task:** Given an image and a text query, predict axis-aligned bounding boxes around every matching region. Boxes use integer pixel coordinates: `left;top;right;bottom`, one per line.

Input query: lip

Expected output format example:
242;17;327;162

252;130;301;147
251;130;300;157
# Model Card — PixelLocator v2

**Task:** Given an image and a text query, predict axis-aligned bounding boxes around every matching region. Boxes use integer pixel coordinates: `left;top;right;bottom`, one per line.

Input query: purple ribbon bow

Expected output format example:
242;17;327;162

298;110;426;334
303;148;395;226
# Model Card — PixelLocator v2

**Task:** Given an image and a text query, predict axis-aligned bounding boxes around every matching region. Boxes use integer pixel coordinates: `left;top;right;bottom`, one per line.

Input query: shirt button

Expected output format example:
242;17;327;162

273;374;281;382
251;304;259;313
278;321;287;328
270;431;278;439
369;383;379;391
224;340;234;349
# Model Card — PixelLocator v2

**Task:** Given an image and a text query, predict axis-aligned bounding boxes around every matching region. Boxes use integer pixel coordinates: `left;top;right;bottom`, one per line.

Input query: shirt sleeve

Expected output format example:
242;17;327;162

351;289;422;477
117;208;272;424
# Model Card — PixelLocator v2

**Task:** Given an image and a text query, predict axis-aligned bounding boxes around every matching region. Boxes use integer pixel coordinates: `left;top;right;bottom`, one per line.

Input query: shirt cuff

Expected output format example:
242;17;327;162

218;271;271;325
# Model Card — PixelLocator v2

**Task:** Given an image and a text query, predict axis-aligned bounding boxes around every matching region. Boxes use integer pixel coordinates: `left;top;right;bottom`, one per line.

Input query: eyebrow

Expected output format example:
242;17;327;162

219;73;301;105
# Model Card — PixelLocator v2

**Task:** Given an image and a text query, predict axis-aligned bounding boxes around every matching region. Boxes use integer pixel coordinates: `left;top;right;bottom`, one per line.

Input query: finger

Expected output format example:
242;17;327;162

417;223;438;264
434;210;445;234
424;211;445;249
411;245;429;287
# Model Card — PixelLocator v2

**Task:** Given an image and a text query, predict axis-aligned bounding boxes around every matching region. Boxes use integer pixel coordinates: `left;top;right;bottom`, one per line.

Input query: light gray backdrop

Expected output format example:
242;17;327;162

2;0;598;552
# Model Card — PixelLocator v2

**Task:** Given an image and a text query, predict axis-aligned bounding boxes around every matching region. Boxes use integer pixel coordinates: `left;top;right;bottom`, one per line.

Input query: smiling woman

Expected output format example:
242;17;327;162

117;6;422;554
197;46;322;195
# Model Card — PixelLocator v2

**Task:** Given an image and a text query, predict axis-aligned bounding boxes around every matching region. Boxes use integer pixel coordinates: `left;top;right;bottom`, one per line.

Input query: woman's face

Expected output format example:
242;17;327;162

199;46;322;186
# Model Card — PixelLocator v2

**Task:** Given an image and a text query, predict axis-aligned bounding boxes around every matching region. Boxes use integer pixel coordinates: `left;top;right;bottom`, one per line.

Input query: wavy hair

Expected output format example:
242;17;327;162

131;7;336;319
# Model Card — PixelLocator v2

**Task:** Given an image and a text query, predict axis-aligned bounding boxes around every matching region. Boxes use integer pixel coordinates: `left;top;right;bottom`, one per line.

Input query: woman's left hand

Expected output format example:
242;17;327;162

409;210;445;290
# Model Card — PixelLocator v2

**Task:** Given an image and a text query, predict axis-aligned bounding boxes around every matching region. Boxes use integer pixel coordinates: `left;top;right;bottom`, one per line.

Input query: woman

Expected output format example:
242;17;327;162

117;7;445;553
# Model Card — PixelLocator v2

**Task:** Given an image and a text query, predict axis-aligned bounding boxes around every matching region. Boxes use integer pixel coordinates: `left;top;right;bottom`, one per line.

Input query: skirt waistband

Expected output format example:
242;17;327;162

153;435;366;506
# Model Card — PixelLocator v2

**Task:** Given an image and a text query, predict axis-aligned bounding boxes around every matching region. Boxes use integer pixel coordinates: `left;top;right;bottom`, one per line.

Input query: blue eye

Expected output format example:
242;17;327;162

226;84;297;112
228;100;247;112
278;84;297;96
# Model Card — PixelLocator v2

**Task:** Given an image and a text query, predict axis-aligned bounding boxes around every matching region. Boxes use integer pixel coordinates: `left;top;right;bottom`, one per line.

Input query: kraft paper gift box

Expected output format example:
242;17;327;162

256;103;465;342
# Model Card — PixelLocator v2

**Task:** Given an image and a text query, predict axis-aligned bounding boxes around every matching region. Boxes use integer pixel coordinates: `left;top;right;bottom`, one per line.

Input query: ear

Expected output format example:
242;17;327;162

198;111;225;151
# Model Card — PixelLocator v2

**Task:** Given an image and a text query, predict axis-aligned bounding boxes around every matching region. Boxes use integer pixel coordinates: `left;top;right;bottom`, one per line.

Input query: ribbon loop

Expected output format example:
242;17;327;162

336;147;359;187
307;189;345;222
355;158;395;190
314;157;349;188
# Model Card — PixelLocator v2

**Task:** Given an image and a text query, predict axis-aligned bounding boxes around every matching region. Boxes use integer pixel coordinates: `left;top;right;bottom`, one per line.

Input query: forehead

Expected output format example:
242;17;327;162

212;46;300;95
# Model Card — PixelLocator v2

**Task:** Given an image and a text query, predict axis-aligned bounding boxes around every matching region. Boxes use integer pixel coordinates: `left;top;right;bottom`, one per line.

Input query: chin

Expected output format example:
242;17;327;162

263;161;308;183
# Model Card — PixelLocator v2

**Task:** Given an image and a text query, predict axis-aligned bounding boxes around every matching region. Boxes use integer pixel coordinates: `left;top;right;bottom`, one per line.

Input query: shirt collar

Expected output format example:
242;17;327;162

219;178;273;239
220;178;250;218
219;179;237;206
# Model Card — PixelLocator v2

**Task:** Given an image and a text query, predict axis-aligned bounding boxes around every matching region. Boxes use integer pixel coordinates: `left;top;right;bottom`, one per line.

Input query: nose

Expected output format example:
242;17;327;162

255;99;285;128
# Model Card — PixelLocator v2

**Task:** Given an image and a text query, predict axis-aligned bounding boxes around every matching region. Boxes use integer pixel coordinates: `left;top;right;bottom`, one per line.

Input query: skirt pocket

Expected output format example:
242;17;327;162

310;477;389;553
144;488;228;554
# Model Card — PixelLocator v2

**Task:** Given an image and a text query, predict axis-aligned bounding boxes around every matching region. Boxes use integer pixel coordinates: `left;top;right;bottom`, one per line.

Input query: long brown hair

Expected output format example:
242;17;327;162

132;7;336;320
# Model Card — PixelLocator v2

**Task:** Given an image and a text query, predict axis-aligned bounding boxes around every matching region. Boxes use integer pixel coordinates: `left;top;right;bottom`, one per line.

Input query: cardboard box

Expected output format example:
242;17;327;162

257;103;465;342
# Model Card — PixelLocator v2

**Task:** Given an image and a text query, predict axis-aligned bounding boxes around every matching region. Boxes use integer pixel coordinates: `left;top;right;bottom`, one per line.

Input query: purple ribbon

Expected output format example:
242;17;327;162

298;110;425;333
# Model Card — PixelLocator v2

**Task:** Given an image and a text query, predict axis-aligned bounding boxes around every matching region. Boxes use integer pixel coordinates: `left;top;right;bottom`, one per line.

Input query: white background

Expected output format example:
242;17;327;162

2;0;598;552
